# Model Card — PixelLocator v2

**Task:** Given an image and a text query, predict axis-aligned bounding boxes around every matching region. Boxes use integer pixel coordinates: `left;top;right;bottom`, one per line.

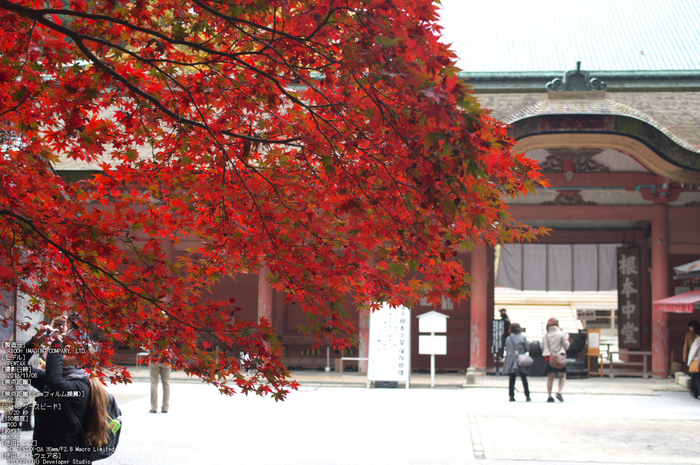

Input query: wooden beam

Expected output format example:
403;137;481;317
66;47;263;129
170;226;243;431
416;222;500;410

543;172;659;190
509;204;653;221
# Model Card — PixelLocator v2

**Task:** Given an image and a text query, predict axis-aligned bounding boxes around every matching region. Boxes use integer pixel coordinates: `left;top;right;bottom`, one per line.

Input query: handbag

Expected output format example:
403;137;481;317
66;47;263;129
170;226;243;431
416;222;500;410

544;332;567;369
690;359;700;373
517;353;534;367
550;352;567;369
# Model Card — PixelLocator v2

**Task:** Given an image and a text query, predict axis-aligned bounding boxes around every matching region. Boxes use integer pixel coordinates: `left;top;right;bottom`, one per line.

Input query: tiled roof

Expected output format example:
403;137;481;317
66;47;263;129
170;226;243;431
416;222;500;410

439;0;700;73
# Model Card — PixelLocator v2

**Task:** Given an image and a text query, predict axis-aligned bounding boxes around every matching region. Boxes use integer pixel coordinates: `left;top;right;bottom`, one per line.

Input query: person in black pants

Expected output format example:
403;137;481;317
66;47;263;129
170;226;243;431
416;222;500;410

503;323;531;401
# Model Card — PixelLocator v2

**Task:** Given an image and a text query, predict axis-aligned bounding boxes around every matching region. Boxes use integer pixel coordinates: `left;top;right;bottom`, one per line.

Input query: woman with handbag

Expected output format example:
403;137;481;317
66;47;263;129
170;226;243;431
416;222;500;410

542;317;570;403
503;323;531;402
687;329;700;399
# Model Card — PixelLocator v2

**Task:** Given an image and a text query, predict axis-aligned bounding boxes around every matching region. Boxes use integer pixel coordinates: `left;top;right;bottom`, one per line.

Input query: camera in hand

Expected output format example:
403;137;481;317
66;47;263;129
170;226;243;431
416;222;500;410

43;327;58;337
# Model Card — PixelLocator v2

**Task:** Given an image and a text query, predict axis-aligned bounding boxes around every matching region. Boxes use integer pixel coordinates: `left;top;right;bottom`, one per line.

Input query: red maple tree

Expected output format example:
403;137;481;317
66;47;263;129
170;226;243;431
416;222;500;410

0;0;546;399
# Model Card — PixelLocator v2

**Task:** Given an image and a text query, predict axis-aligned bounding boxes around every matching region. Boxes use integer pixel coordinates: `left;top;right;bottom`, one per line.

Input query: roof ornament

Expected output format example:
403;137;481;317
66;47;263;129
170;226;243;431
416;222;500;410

546;62;607;92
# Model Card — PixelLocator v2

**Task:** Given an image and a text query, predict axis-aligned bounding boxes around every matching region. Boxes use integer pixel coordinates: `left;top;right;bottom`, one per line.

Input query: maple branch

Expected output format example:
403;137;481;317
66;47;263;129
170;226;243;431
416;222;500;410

2;0;342;77
0;0;546;395
0;208;251;358
0;103;24;121
1;2;319;64
3;0;351;127
348;73;448;222
0;0;302;146
298;105;425;258
191;0;346;59
2;14;37;85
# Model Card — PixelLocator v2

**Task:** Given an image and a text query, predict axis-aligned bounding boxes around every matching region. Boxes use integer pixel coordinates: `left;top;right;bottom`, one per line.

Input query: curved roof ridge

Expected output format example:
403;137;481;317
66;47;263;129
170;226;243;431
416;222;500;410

503;97;700;155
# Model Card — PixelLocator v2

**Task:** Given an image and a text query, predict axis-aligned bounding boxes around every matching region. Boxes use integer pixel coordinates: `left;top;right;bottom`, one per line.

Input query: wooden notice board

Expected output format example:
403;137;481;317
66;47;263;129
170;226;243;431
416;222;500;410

587;328;601;356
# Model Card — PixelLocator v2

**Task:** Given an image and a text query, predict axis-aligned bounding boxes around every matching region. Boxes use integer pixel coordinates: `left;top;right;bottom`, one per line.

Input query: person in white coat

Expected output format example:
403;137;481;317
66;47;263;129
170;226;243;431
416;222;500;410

542;317;570;402
687;332;700;399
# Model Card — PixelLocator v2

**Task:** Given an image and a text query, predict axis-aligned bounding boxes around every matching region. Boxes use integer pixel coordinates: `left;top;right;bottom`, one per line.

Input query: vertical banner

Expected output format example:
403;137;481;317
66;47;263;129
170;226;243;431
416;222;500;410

491;319;504;356
617;247;641;349
368;303;411;384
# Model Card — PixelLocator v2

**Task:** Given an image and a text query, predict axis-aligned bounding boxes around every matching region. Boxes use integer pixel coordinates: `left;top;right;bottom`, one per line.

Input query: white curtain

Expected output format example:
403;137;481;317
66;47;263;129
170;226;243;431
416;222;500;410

574;244;598;291
496;243;621;291
496;244;522;290
548;245;573;291
597;244;620;291
523;244;547;291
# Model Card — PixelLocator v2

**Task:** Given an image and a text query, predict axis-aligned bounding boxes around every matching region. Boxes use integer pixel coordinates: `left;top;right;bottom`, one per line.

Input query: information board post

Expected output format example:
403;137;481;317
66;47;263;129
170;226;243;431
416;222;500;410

417;311;449;387
430;333;435;387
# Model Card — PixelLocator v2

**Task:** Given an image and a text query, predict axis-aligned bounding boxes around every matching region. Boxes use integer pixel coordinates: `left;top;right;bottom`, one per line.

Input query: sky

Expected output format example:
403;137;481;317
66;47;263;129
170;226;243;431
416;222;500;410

436;0;700;73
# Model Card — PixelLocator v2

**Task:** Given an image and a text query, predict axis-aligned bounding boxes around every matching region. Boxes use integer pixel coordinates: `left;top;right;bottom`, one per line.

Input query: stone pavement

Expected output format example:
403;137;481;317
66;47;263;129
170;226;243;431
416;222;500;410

128;364;691;395
3;367;698;465
124;366;699;464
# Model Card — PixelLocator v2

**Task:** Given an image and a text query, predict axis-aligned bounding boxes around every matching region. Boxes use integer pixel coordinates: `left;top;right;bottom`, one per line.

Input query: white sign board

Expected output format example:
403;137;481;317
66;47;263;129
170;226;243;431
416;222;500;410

417;310;449;333
418;335;447;355
368;303;411;383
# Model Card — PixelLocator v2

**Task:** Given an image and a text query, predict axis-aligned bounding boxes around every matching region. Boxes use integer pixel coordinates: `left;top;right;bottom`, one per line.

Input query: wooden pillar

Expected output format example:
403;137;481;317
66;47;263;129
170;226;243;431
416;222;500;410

162;239;175;262
470;244;488;372
162;238;175;303
257;266;273;323
651;203;669;378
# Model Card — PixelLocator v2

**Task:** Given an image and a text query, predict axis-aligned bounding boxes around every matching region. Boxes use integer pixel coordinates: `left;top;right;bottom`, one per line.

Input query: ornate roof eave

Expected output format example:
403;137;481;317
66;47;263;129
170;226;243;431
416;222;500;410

502;65;700;183
505;101;700;183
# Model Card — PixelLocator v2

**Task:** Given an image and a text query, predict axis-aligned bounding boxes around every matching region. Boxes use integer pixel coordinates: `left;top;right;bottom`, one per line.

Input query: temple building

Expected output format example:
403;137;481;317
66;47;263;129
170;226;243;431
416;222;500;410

29;1;700;378
442;0;700;377
240;2;700;377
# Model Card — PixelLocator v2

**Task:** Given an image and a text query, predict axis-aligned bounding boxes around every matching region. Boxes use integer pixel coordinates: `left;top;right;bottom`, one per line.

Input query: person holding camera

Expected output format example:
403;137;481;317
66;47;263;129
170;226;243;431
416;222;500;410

17;317;111;465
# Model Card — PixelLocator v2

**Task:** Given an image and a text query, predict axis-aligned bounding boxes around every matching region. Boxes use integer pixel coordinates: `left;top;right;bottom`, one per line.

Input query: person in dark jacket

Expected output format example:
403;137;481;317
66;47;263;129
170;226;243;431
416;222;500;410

503;323;531;402
498;308;511;348
18;319;107;465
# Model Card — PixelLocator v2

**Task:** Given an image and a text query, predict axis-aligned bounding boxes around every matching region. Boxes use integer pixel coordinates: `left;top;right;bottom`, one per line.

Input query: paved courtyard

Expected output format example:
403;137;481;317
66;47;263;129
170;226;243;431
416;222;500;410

3;370;699;465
